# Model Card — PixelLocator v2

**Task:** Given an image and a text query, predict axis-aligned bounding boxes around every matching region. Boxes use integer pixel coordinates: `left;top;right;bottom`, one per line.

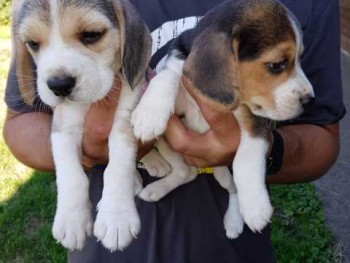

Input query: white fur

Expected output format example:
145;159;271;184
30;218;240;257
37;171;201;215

93;83;141;251
233;108;273;232
20;0;143;251
134;26;310;234
131;56;184;142
51;103;93;251
135;56;245;238
140;148;172;178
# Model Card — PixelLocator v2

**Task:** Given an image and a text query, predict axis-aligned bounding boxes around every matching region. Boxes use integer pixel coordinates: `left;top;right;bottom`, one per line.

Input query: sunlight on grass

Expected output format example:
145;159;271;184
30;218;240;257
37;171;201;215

0;26;11;39
0;25;37;214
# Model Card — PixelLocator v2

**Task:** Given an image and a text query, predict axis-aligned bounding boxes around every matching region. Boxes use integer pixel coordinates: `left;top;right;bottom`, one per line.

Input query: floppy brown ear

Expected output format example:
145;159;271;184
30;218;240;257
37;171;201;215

11;5;36;106
113;0;151;89
183;28;239;110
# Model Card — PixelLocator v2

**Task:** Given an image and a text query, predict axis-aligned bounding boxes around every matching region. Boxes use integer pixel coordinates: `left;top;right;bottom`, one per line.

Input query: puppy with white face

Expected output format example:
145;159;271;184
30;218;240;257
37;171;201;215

132;0;314;237
13;0;151;251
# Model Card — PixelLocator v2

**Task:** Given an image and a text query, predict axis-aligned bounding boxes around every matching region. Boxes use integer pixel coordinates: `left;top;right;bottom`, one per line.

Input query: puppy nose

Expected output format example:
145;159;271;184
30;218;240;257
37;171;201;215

47;76;76;97
300;95;315;110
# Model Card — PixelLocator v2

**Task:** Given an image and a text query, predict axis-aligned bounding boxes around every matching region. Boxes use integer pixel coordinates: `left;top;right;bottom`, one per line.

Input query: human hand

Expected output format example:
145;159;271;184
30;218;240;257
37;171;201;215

82;81;154;169
165;77;241;168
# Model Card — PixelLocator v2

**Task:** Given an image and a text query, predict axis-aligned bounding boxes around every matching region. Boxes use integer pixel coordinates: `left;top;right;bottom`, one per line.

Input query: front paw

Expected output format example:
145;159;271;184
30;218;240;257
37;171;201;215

94;202;140;251
131;99;173;142
52;201;93;250
238;190;273;233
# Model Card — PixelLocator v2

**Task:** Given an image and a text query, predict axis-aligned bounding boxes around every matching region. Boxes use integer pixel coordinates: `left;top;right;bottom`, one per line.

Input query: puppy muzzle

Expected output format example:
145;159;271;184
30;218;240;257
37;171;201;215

47;75;76;97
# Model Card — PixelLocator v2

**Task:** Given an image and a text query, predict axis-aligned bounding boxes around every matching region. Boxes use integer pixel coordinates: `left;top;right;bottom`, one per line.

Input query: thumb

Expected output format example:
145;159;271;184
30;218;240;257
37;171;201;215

165;115;212;156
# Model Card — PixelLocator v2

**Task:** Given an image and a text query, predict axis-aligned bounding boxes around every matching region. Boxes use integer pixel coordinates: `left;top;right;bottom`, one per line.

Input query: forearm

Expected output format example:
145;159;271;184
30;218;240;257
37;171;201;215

267;123;339;184
3;109;55;171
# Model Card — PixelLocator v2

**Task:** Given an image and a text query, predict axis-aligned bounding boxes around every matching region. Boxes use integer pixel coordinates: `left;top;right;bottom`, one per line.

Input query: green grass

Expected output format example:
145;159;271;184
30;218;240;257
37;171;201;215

0;26;337;262
271;184;335;263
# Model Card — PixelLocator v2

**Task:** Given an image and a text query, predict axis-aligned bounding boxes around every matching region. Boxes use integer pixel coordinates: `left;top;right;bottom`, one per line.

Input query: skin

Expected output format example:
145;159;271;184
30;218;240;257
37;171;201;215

3;79;339;184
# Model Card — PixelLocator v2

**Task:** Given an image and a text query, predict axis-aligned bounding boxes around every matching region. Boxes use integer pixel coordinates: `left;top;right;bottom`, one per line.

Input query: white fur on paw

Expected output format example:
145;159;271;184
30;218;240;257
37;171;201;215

94;202;140;251
141;151;172;178
138;182;169;202
238;190;273;233
52;202;93;250
131;99;173;142
223;205;244;239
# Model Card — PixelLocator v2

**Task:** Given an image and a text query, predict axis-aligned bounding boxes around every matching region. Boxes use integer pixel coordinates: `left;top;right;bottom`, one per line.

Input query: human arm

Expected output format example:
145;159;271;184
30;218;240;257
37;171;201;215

3;84;154;172
165;94;340;184
164;78;340;184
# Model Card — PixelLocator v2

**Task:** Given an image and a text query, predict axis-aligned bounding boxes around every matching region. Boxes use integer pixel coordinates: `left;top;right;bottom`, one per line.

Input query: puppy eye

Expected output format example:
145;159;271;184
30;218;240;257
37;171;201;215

266;58;289;74
80;31;105;45
26;40;40;52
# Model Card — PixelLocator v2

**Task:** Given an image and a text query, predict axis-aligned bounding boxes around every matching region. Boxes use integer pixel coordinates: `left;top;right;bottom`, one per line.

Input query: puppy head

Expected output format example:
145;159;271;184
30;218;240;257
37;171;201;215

184;0;314;121
14;0;151;107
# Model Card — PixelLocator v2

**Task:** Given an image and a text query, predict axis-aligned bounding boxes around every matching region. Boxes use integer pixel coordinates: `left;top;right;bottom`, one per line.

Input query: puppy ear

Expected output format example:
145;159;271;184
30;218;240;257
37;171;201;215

114;0;151;89
11;8;36;106
183;28;239;110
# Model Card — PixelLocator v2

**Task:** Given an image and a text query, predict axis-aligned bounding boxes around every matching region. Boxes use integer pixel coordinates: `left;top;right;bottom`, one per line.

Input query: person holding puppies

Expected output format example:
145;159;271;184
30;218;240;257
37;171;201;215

4;0;345;262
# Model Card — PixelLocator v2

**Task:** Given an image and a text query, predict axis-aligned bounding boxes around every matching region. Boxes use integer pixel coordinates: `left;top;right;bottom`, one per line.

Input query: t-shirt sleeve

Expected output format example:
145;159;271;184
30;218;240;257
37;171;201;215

285;0;346;125
4;59;51;113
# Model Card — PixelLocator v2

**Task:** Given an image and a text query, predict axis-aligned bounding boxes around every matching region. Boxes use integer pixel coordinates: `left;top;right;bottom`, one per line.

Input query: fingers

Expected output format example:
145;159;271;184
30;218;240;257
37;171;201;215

165;116;212;156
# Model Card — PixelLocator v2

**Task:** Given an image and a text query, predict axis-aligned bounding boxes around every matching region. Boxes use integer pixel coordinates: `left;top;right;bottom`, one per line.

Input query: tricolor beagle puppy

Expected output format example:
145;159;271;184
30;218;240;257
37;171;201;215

12;0;151;251
132;0;314;238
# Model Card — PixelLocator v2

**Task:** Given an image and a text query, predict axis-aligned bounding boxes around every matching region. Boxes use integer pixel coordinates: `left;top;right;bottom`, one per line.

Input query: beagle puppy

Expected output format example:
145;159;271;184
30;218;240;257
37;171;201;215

132;0;314;238
12;0;151;251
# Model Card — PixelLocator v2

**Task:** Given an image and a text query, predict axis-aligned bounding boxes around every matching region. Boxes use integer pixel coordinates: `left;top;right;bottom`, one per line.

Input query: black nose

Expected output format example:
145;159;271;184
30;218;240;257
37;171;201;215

47;76;76;97
300;95;315;110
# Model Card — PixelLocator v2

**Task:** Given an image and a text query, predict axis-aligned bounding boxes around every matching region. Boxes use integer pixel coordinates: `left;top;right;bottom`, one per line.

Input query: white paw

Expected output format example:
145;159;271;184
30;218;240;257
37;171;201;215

238;190;273;233
94;202;140;251
141;150;172;178
138;181;170;202
131;98;173;142
223;195;244;239
52;202;93;250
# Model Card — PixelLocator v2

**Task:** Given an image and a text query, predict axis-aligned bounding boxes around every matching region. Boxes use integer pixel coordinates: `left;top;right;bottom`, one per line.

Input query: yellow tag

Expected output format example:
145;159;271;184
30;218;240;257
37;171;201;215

197;167;214;174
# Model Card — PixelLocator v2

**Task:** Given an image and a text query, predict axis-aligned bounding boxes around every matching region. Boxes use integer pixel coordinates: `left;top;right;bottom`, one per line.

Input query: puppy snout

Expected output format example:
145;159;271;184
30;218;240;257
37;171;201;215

299;94;315;110
47;75;76;97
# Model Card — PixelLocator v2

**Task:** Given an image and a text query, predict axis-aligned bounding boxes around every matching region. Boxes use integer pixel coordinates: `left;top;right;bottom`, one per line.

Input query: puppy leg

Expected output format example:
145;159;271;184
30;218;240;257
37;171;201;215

51;103;92;251
139;137;197;202
213;167;244;239
140;148;172;178
93;86;140;252
132;55;184;142
233;106;273;233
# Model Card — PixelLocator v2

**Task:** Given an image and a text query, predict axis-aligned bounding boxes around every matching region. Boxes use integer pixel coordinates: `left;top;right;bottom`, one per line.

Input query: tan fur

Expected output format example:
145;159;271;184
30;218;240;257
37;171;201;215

238;40;296;111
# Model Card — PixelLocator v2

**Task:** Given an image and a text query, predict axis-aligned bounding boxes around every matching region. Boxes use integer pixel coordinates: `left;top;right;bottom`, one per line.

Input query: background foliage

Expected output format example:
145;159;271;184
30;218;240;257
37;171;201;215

0;0;11;26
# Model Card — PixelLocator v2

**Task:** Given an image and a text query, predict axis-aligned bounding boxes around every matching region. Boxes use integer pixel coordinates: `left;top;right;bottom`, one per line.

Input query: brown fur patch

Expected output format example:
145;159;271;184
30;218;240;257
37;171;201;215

57;6;122;61
237;39;296;111
15;12;51;105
